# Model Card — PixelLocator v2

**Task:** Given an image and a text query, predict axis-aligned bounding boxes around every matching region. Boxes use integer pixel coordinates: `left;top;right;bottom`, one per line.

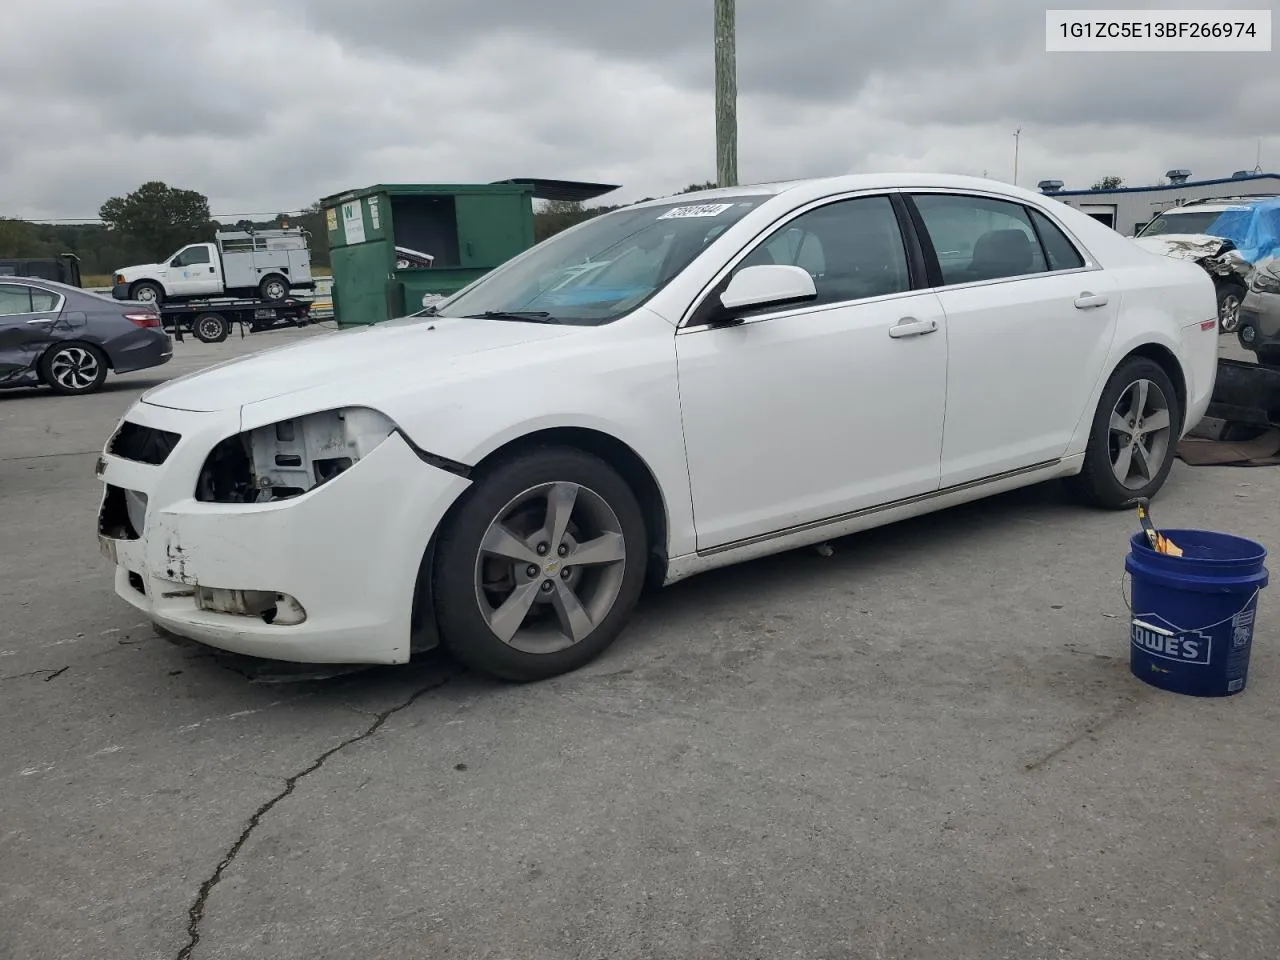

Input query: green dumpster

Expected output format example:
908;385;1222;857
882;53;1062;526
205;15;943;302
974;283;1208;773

321;179;619;327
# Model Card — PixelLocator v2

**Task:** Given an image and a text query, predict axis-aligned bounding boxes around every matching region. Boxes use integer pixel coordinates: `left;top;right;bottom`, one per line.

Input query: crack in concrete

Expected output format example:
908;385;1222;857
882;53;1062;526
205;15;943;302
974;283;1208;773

1023;696;1139;772
174;676;451;960
1;666;68;682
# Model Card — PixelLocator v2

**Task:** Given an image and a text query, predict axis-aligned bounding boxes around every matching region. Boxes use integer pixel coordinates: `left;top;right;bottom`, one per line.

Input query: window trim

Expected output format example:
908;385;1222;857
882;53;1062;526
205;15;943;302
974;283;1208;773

901;189;1100;292
677;189;929;332
0;282;65;318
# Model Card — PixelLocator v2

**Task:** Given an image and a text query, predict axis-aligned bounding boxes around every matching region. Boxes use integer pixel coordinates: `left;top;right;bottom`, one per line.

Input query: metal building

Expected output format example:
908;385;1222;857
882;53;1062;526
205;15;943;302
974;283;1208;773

1037;170;1280;236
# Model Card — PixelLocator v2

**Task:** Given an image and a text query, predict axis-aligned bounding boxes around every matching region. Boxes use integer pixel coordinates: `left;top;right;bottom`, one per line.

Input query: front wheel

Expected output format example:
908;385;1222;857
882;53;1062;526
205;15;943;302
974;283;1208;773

1067;357;1182;509
1217;283;1245;333
432;447;649;682
131;281;163;305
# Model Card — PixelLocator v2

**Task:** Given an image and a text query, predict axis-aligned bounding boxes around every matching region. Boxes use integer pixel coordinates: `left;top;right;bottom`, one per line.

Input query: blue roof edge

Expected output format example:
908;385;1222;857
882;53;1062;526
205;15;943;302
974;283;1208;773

1049;173;1280;197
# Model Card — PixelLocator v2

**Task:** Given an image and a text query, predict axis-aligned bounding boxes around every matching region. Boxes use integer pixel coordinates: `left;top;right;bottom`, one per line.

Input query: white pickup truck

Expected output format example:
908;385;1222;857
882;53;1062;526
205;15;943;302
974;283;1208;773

111;227;315;305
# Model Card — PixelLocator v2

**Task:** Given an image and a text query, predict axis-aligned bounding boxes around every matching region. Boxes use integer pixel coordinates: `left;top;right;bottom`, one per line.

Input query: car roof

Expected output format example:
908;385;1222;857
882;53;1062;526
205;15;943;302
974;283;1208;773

623;172;1057;211
0;276;119;304
1168;196;1280;213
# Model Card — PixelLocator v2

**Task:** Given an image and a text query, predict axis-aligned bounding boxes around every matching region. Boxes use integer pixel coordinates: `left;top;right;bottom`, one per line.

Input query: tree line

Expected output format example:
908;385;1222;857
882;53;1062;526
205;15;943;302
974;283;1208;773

0;179;722;277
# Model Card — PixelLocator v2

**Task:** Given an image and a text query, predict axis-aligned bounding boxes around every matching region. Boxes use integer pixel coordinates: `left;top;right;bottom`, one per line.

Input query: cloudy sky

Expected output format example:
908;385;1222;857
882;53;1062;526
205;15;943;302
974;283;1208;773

3;1;1276;222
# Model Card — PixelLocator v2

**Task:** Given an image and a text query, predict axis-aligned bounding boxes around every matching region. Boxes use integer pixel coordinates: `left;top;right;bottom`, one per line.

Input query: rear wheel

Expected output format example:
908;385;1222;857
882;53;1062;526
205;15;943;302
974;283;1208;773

131;281;163;305
1068;357;1182;509
40;343;109;395
432;447;648;682
193;313;229;344
259;275;288;301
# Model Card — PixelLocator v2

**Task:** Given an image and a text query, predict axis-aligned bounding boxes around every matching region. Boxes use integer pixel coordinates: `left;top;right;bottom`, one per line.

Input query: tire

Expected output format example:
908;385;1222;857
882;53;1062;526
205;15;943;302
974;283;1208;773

259;275;289;301
131;281;163;305
192;313;230;344
1217;283;1245;334
1067;356;1183;509
432;446;649;682
40;342;109;395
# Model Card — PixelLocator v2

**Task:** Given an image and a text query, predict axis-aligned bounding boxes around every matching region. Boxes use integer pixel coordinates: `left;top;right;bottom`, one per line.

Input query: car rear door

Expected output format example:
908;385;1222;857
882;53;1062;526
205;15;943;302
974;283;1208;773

904;190;1120;487
0;283;62;385
675;192;950;551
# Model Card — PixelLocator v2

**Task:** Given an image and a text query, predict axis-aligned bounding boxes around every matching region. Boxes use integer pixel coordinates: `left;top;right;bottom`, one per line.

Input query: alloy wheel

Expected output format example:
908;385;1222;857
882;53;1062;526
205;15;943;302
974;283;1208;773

49;347;100;392
474;481;627;655
1219;292;1241;333
1108;378;1173;489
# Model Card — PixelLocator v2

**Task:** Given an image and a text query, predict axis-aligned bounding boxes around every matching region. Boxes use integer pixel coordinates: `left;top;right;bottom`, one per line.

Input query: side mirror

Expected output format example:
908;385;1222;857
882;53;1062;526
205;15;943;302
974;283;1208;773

719;264;817;315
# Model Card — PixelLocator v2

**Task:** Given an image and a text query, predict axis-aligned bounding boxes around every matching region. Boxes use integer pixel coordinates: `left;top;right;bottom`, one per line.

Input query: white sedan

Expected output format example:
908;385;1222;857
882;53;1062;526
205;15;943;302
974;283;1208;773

95;174;1219;681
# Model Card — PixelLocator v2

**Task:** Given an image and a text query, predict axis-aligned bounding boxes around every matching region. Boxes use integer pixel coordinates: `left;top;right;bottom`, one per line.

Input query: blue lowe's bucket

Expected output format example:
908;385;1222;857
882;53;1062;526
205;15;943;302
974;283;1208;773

1125;529;1268;697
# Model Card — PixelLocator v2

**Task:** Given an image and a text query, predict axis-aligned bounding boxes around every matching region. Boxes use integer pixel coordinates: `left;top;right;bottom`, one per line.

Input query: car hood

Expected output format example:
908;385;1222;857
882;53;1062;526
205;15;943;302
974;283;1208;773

1132;233;1231;259
141;315;578;413
1132;234;1252;280
115;262;165;278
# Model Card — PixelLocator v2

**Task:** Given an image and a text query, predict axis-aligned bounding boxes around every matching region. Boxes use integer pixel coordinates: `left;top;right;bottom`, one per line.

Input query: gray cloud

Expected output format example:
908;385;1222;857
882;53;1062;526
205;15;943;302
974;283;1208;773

0;0;1276;221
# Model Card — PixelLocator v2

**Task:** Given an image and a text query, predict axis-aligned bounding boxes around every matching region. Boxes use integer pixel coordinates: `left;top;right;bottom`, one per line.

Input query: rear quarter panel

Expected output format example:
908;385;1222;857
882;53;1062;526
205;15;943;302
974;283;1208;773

1063;250;1218;455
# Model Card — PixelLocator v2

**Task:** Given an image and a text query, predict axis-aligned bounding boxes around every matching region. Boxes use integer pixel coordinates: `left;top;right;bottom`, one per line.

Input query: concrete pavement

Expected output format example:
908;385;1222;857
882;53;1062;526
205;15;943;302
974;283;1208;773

1;325;1277;960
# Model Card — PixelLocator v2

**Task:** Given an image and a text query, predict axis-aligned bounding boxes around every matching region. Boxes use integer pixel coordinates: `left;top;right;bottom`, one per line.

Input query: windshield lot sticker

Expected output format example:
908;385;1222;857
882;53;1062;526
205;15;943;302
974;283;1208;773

657;203;735;220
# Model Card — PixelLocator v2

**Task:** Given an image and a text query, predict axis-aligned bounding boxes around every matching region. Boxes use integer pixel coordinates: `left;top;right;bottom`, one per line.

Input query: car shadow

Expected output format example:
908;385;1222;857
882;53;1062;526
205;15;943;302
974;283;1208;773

165;475;1102;698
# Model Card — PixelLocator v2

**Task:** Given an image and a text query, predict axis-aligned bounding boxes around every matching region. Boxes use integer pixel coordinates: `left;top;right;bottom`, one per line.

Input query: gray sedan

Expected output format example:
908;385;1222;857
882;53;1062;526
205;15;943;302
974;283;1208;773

0;278;171;395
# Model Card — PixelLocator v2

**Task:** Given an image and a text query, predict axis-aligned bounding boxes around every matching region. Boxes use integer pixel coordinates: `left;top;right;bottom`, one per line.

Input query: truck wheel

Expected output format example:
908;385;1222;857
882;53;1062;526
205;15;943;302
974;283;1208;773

193;313;230;344
259;275;289;301
131;281;163;304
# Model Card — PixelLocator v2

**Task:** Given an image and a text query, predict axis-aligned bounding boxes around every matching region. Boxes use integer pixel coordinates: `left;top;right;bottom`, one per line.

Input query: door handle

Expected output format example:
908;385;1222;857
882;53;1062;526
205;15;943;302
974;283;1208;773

888;317;938;339
26;318;52;324
209;267;215;273
1074;292;1109;309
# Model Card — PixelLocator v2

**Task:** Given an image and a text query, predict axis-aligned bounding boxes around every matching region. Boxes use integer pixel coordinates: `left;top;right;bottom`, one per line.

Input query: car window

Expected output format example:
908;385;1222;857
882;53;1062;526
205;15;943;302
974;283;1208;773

31;289;60;311
172;246;211;267
735;195;910;308
911;193;1049;284
435;196;765;325
0;285;34;316
1029;209;1086;270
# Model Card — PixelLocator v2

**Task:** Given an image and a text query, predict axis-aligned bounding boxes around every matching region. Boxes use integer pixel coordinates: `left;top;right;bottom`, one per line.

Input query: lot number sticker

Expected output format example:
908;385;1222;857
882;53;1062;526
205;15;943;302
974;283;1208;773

657;202;735;220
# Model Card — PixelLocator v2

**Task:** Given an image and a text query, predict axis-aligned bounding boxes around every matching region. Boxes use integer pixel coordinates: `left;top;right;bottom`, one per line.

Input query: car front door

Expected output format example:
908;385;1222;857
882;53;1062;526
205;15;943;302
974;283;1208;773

166;245;220;296
675;193;949;552
905;191;1121;488
0;283;62;386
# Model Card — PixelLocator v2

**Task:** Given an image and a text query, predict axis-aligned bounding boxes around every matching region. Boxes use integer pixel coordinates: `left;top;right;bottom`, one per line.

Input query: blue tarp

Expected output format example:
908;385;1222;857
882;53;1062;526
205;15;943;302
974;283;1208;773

1203;198;1280;264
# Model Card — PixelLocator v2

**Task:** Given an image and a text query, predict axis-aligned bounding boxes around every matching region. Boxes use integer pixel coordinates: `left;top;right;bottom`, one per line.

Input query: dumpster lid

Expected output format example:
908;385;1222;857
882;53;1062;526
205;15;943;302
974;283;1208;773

490;178;621;203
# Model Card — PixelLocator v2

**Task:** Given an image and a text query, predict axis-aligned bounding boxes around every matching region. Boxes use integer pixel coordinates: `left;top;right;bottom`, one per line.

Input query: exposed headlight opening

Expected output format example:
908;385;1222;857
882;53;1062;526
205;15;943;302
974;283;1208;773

196;407;396;504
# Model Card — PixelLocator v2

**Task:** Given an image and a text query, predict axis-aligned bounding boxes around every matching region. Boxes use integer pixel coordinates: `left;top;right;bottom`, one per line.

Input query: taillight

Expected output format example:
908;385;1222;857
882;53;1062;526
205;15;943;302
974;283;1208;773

124;313;160;328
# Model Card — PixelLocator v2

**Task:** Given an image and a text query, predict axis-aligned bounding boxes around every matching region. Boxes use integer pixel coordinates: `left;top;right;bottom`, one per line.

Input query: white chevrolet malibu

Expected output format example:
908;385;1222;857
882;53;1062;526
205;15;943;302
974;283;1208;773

95;174;1219;681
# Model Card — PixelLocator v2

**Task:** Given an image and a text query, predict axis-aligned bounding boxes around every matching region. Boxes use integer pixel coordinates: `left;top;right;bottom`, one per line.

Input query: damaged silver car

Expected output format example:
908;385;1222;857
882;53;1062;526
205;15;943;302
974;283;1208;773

1133;196;1280;333
1236;257;1280;366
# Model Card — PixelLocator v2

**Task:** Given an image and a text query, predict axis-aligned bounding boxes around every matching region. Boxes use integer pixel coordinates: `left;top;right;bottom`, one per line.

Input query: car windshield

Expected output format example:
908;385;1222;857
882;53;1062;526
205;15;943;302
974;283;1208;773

1137;208;1247;238
434;196;767;325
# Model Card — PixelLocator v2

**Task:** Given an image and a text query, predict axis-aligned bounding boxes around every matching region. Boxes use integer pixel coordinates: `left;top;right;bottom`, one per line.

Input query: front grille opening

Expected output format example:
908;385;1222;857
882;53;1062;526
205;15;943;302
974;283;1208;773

99;484;143;540
108;421;181;465
127;571;146;595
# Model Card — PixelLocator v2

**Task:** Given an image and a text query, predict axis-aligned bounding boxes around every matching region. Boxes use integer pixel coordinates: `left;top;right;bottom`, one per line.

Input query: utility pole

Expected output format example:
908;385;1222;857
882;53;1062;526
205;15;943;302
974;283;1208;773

714;0;738;187
1013;127;1022;185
